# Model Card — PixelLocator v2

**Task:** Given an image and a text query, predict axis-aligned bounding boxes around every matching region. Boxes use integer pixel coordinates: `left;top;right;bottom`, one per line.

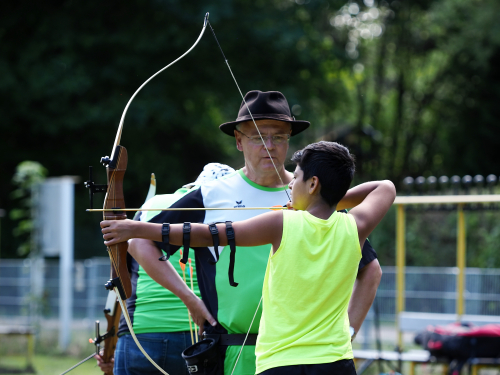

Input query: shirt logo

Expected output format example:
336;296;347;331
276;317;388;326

234;200;246;208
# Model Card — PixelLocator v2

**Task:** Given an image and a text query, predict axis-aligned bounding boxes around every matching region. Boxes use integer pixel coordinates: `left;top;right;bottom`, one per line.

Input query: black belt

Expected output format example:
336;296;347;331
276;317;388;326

202;333;257;346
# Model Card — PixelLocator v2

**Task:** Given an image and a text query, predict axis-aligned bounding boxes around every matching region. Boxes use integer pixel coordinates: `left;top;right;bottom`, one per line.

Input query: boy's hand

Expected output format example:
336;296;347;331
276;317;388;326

286;201;296;210
101;219;136;245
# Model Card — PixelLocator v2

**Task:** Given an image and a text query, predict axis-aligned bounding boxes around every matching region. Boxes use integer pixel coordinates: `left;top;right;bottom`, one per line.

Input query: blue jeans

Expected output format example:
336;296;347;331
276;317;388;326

114;332;192;375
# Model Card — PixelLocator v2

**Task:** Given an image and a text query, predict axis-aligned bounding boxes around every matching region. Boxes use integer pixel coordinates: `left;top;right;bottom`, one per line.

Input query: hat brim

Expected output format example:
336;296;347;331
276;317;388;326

219;115;310;137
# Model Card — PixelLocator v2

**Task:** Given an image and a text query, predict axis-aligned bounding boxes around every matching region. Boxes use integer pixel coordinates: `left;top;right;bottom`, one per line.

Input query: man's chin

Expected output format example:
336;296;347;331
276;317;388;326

260;161;282;171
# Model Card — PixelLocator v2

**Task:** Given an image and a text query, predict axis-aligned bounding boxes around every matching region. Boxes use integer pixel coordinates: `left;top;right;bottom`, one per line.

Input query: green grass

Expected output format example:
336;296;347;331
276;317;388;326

0;354;102;375
0;328;106;374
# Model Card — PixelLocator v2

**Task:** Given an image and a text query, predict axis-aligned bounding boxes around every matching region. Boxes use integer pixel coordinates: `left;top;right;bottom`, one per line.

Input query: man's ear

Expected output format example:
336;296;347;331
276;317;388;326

309;176;321;195
234;130;243;152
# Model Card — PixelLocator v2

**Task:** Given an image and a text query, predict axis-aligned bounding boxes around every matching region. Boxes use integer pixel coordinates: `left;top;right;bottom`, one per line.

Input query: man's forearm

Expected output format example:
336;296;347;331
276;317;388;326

348;259;382;332
128;238;196;305
128;238;217;328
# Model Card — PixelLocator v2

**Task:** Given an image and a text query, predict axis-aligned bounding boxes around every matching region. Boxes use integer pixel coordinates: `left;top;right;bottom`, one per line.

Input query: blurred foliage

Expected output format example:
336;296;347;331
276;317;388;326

370;206;500;268
321;0;500;182
1;0;499;265
9;161;47;256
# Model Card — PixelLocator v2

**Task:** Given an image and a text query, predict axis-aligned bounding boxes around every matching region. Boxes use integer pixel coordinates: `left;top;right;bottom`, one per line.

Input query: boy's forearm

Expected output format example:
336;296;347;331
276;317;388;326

131;221;163;242
127;221;228;247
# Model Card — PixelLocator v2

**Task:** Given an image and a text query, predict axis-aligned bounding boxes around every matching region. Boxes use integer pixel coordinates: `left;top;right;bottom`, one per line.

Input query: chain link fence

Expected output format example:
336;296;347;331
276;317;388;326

1;259;499;324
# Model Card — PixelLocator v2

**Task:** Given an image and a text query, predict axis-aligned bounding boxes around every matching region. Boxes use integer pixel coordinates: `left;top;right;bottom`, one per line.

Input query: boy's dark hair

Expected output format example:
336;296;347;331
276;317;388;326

291;141;355;207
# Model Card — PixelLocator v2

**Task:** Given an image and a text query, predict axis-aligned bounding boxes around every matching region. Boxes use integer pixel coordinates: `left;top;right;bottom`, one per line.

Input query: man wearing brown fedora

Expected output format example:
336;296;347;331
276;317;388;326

118;90;382;374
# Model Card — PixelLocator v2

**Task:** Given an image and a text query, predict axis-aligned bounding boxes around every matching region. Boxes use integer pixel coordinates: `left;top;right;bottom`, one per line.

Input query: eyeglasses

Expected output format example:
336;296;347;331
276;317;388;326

236;130;291;145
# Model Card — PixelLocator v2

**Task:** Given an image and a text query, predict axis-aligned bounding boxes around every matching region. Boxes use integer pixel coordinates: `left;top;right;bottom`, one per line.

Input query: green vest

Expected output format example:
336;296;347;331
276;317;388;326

255;210;361;373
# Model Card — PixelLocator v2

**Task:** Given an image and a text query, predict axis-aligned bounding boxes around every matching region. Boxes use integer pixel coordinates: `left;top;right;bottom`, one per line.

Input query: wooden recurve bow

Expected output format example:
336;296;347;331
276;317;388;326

85;14;210;375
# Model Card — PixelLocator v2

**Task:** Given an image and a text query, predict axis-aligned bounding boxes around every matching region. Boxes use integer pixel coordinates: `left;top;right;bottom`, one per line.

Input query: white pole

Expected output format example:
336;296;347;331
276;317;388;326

58;177;74;349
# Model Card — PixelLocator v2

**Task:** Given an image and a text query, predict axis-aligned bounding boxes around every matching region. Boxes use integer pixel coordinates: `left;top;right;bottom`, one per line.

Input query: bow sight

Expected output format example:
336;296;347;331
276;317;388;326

84;152;122;210
84;165;106;210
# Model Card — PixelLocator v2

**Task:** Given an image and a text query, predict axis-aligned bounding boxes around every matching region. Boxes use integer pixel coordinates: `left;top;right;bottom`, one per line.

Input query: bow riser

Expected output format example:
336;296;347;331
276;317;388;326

103;145;132;300
106;241;131;300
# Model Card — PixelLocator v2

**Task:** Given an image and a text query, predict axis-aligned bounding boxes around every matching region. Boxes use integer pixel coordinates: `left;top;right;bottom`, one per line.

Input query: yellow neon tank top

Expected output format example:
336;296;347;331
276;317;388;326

255;210;361;373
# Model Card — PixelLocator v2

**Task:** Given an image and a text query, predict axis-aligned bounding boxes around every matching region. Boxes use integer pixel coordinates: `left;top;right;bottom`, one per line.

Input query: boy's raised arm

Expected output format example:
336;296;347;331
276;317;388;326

101;210;283;250
232;210;283;251
347;180;396;245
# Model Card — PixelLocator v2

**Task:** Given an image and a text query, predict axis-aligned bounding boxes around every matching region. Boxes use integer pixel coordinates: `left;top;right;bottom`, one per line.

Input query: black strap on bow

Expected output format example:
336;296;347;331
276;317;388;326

181;222;191;264
208;223;220;264
226;221;238;287
158;223;171;261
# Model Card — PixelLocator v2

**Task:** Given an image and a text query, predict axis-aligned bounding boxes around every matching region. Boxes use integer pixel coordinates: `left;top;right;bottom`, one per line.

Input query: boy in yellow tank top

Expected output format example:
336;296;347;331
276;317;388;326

101;141;396;375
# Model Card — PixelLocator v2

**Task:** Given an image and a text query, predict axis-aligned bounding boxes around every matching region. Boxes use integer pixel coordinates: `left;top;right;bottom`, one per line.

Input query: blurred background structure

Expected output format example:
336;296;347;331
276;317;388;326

1;0;500;261
1;0;500;371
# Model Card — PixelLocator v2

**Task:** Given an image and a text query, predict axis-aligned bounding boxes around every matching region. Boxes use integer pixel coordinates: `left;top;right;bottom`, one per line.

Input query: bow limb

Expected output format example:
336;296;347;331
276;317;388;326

110;13;210;159
100;291;121;375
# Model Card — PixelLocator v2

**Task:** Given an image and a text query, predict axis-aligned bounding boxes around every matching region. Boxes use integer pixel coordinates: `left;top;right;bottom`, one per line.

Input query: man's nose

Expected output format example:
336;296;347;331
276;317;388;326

263;136;275;149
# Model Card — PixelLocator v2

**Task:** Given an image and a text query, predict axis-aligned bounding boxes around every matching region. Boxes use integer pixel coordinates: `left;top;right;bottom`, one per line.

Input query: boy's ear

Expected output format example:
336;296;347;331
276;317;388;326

309;176;320;195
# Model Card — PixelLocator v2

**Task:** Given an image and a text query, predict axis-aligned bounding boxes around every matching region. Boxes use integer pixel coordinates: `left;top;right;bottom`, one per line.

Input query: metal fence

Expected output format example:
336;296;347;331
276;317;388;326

1;259;499;323
0;258;112;324
377;266;500;319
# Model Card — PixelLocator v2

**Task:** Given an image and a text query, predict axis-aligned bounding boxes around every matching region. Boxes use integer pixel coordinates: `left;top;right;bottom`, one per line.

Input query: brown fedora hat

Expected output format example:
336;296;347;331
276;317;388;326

219;90;310;137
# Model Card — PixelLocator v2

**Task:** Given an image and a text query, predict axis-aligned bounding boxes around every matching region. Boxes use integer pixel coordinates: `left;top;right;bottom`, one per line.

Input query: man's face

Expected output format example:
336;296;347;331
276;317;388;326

234;119;292;174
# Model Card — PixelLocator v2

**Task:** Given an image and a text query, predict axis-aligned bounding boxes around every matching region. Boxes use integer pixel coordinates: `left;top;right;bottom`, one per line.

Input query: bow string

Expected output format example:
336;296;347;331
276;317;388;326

206;21;292;375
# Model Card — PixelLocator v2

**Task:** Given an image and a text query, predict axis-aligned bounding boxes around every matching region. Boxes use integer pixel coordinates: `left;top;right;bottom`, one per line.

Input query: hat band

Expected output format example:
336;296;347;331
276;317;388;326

235;113;293;122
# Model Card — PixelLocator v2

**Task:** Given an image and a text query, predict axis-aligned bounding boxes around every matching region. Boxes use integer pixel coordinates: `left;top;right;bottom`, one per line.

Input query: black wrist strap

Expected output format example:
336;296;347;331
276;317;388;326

181;222;191;264
158;223;170;261
226;221;238;287
208;223;220;264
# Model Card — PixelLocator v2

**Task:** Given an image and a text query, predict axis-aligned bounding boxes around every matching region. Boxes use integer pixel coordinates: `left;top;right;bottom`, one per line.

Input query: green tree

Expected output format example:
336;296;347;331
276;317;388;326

10;161;47;256
1;0;499;264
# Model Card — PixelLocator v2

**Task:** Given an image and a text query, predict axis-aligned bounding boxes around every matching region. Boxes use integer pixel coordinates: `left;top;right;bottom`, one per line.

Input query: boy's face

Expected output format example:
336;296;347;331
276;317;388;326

288;165;309;210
